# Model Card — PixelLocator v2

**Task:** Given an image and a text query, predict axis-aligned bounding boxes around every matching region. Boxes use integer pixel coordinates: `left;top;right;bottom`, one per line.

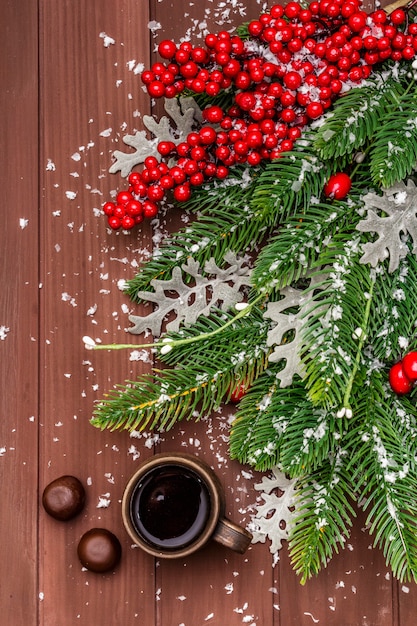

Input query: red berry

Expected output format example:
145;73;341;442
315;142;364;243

306;102;324;119
108;215;122;230
147;80;166;98
390;8;406;25
158;39;177;59
143;200;159;218
199;126;217;145
160;174;175;190
173;183;191;202
121;215;135;230
248;20;263;37
389;362;413;395
103;202;115;216
402;351;417;382
283;71;302;90
144;156;159;170
141;70;155;85
229;382;248;403
147;184;165;202
203;105;224;124
348;11;367;32
157;141;175;156
126;200;143;217
324;173;352;199
116;190;132;205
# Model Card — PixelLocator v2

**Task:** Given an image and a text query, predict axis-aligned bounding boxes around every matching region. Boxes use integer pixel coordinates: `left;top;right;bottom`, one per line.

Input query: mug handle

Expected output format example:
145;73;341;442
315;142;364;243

212;517;253;554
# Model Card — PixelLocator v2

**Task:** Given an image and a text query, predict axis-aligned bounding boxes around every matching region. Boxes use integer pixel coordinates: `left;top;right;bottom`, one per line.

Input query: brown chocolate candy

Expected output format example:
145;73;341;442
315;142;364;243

77;528;122;573
42;475;86;521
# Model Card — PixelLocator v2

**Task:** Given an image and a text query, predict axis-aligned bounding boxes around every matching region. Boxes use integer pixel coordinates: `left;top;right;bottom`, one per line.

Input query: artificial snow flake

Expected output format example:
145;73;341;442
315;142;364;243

249;468;298;553
0;325;10;340
357;180;417;272
128;251;251;337
109;97;203;177
96;493;111;508
99;32;115;47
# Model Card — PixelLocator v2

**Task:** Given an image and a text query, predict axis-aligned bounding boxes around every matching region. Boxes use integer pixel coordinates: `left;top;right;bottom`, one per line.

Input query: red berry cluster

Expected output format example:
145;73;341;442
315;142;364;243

389;351;417;395
104;1;417;229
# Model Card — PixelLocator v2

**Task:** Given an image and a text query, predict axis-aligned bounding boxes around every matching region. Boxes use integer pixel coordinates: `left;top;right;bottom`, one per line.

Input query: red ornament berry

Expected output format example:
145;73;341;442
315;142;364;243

103;202;115;216
402;351;417;382
390;8;406;25
306;102;324;120
229;382;248;403
389;362;413;395
324;173;352;200
108;216;122;230
173;183;191;203
143;200;159;219
121;215;135;230
158;39;176;59
147;80;166;98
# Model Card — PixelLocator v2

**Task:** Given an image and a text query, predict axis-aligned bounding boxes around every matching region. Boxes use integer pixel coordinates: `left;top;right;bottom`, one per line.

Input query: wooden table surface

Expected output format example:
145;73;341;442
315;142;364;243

2;0;417;624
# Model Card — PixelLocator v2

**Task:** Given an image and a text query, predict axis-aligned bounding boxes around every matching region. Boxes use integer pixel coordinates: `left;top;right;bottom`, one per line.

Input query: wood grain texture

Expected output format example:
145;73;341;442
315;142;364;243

2;0;417;624
1;0;40;623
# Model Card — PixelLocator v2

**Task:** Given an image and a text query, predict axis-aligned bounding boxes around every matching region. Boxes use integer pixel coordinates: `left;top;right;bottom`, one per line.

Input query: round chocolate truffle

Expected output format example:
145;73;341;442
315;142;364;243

42;475;86;521
77;528;122;573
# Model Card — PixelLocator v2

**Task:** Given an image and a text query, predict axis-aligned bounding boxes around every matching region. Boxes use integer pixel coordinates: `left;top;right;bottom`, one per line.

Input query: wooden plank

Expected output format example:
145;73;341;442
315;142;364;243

0;0;40;623
38;1;156;624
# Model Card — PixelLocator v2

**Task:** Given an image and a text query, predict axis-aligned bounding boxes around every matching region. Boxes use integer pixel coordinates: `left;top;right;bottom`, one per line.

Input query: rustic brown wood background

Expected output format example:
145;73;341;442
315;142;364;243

2;0;417;624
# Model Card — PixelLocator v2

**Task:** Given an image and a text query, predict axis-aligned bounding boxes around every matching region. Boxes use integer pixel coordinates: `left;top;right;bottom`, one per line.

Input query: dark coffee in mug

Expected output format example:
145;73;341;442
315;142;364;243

129;465;211;550
122;452;252;558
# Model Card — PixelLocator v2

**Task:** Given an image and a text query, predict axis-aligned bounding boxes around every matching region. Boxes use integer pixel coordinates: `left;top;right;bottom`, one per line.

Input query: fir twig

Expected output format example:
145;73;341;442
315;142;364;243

288;452;356;584
347;373;417;582
314;74;405;160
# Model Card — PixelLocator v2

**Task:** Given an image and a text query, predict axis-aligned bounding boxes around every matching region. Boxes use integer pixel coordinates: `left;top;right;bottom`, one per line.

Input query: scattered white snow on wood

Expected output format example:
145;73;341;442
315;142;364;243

86;304;98;316
0;326;10;340
99;32;116;47
46;159;56;171
97;493;111;508
147;20;162;36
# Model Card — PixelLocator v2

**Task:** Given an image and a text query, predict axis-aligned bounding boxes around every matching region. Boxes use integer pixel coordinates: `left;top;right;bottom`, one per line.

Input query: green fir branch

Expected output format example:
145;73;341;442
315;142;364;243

369;250;417;362
251;195;363;293
91;366;229;433
301;236;375;410
288;451;356;584
279;404;340;478
370;81;417;188
91;303;272;433
347;374;417;582
230;372;306;471
159;304;271;375
249;140;332;224
314;74;405;161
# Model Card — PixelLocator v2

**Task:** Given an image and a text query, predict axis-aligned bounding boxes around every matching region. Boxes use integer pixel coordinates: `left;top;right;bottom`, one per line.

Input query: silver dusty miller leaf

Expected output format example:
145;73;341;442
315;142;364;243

263;273;326;387
356;180;417;273
109;97;203;177
128;251;252;337
248;468;298;556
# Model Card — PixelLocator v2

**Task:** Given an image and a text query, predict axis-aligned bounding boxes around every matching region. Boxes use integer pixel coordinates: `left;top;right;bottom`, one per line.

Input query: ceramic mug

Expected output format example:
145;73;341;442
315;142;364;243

121;452;253;558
